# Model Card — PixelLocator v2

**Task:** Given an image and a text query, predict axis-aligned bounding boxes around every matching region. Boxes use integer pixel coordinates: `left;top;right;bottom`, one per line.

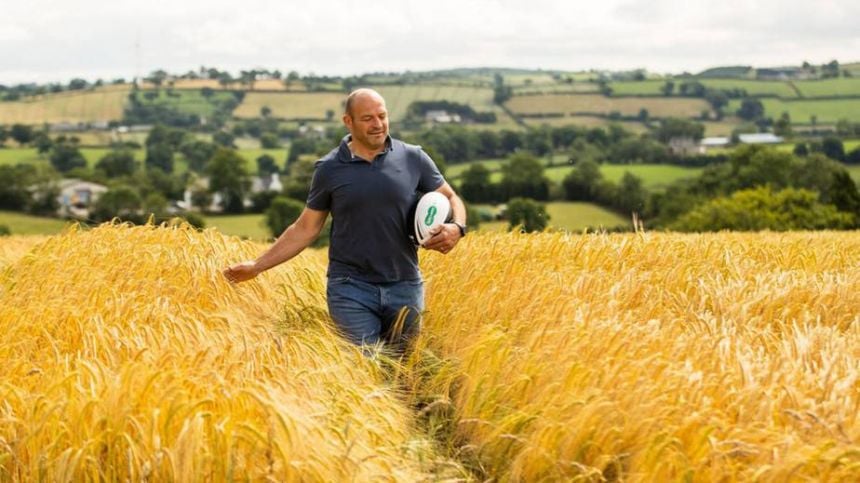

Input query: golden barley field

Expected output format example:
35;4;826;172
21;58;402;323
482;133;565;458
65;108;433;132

1;225;859;481
0;86;129;125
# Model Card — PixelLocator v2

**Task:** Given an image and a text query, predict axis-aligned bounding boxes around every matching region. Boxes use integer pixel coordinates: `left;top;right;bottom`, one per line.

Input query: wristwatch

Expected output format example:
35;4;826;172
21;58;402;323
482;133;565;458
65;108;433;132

453;222;467;237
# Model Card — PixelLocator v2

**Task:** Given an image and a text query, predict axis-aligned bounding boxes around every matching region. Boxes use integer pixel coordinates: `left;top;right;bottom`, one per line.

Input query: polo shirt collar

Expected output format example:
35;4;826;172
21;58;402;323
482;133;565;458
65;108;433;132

338;134;394;163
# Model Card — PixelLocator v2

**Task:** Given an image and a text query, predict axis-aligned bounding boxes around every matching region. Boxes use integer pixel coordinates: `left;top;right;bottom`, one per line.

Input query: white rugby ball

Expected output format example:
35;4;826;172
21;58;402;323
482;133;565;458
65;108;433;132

413;191;451;246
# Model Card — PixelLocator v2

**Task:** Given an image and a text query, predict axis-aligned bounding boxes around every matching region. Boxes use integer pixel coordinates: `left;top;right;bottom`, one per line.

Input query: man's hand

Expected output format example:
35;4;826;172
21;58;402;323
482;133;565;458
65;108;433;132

223;261;260;284
422;223;462;255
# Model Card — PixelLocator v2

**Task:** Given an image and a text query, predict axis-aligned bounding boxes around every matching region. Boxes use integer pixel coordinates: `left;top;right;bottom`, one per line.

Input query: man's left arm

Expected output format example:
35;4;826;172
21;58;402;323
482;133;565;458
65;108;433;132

422;181;467;255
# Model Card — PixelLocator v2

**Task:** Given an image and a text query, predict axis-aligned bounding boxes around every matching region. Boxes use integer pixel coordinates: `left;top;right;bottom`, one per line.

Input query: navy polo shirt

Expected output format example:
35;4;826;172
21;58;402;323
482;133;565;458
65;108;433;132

306;135;445;283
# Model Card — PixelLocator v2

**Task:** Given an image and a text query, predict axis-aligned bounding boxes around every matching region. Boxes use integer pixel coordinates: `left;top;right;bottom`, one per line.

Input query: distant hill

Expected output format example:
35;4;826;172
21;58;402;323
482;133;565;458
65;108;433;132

696;66;754;79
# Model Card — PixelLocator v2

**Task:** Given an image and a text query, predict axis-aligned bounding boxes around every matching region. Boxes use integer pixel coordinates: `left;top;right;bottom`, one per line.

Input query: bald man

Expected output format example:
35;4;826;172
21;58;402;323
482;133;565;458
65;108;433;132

223;89;467;351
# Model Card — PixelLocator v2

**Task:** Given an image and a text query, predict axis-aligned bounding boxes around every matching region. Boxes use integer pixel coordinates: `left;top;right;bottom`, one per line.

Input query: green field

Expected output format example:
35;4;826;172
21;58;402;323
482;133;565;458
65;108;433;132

478;201;628;232
202;214;270;240
0;85;129;125
699;79;797;97
607;80;666;96
0;148;46;166
848;166;860;185
133;89;235;118
507;94;711;118
0;211;71;235
539;163;702;189
728;98;860;124
794;78;860;98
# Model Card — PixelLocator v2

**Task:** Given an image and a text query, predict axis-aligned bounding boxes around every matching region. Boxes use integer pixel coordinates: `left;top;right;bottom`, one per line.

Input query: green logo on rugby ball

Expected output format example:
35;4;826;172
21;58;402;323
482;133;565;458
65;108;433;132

424;205;437;226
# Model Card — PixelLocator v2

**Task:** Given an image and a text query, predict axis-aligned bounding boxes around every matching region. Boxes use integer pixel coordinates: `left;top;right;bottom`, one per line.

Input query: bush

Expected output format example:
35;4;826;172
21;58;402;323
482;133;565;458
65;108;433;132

506;197;550;233
670;186;854;232
265;196;304;238
0;224;10;236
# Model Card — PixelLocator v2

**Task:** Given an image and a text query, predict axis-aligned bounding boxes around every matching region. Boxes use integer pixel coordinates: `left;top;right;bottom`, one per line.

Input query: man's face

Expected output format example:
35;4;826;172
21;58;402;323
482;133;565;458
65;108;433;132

344;94;389;152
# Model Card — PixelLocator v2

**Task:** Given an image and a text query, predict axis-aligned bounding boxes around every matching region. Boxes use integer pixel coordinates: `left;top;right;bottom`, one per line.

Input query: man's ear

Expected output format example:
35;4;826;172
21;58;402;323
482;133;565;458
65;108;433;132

342;113;352;128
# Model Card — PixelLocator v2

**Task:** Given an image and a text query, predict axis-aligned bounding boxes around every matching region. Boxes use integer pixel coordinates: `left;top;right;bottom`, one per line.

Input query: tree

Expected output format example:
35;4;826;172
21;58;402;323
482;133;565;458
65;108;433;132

828;170;860;223
265;196;304;237
10;124;34;145
820;137;845;161
671;186;853;232
499;130;523;154
499;152;550;201
213;131;235;148
283;158;316;201
704;89;729;113
91;186;143;223
50;140;87;173
736;98;764;121
793;143;809;157
145;143;174;173
33;131;53;154
774;112;793;138
562;159;603;201
260;132;281;149
655;118;705;143
0;165;38;210
256;154;279;176
506;197;549;233
207;148;249;213
616;172;647;214
95;150;137;178
660;81;675;96
180;140;218;172
0;125;7;146
459;163;494;203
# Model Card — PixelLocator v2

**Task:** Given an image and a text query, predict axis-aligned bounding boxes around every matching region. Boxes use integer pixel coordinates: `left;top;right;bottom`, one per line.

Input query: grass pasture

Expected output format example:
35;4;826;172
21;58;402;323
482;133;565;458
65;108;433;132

728;97;860;123
0;148;46;167
794;78;860;98
507;94;711;119
202;213;270;240
2;226;859;480
699;78;797;97
132;89;234;118
0;85;129;124
545;201;628;230
540;163;702;188
0;210;71;235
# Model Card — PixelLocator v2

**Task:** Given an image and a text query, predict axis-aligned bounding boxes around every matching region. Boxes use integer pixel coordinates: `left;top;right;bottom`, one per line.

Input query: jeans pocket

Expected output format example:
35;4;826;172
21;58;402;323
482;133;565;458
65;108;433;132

329;276;351;285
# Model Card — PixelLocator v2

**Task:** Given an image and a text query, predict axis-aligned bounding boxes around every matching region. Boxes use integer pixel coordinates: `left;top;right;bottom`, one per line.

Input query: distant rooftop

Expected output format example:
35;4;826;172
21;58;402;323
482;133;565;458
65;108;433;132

738;133;784;144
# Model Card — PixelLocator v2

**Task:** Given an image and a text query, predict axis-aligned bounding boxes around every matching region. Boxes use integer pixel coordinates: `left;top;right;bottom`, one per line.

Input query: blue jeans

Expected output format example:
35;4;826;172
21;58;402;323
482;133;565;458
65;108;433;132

326;276;424;349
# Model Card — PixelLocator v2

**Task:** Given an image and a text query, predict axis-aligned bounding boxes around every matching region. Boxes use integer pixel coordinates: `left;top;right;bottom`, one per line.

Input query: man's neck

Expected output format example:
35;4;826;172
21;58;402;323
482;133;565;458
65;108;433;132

348;139;385;162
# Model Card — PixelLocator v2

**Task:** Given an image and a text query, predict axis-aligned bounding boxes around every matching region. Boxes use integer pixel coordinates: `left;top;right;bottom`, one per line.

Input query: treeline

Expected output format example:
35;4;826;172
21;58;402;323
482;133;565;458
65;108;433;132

0;78;126;101
407;120;721;167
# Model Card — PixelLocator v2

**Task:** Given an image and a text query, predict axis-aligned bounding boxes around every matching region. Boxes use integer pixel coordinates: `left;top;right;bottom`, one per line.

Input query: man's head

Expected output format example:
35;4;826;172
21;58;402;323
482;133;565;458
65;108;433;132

343;88;389;153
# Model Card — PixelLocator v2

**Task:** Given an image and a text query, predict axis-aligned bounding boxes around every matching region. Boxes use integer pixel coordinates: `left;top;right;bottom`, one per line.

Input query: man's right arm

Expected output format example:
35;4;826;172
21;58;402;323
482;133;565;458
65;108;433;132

223;207;328;283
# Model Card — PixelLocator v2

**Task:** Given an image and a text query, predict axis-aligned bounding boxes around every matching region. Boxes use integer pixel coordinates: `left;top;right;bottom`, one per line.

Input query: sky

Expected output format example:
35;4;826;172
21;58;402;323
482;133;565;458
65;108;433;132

2;0;858;84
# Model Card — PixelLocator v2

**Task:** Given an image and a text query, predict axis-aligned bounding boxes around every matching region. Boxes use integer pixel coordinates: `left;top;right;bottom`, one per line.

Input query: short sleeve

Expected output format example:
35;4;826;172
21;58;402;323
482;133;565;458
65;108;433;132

416;148;445;193
305;160;331;211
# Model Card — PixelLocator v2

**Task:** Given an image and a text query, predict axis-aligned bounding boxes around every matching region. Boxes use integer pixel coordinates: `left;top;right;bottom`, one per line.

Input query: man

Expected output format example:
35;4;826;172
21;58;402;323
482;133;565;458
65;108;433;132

223;88;466;350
